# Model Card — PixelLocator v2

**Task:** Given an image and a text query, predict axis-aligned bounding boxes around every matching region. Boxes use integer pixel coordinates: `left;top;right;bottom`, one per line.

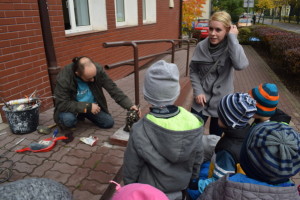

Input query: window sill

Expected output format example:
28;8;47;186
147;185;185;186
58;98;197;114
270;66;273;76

116;24;138;29
65;30;105;37
143;21;156;25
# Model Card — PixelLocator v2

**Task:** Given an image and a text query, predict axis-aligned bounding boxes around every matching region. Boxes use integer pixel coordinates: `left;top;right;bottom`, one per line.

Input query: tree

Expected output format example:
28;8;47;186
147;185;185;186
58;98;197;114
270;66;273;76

256;0;275;23
271;0;286;22
288;0;300;23
182;0;206;37
211;0;245;23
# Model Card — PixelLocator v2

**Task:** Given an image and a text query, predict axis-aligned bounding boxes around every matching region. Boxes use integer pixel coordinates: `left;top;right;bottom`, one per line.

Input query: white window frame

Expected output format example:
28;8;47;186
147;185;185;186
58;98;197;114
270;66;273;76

115;0;138;28
65;0;107;35
143;0;156;24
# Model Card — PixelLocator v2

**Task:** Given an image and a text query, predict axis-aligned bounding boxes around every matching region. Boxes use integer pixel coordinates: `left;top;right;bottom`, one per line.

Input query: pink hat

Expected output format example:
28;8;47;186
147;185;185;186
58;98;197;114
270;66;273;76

110;181;168;200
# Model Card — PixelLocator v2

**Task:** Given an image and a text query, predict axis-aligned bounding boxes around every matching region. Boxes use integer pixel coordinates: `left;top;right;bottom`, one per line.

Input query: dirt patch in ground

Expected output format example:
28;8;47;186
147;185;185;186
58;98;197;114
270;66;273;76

252;45;300;102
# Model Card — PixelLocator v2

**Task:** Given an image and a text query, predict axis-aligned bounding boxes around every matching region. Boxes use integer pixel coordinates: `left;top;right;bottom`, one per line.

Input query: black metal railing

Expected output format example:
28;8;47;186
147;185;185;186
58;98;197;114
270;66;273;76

103;38;197;105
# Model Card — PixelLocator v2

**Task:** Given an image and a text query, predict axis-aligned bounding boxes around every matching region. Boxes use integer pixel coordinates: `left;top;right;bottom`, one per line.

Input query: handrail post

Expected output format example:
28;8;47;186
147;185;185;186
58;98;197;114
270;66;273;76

132;42;139;106
186;40;190;77
171;40;175;63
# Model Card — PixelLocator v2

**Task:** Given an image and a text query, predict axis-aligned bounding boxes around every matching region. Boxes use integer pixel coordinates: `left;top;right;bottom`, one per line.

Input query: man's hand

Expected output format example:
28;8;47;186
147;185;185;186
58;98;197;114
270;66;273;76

195;94;206;107
91;103;101;114
130;105;141;118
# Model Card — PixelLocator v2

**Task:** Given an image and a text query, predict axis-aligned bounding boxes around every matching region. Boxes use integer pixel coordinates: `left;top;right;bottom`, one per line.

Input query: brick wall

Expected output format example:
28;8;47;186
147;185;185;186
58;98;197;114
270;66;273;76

0;0;53;122
48;0;181;77
0;0;181;122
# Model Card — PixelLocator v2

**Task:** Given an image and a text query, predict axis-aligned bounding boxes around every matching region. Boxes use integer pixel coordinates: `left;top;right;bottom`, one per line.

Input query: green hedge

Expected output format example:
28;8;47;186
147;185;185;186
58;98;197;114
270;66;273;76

252;25;300;76
238;27;254;45
285;47;300;74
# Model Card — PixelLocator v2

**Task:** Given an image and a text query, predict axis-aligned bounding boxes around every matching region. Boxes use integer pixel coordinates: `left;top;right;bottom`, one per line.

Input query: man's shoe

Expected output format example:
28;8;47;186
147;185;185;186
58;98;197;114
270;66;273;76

62;130;74;144
58;123;75;144
77;114;85;122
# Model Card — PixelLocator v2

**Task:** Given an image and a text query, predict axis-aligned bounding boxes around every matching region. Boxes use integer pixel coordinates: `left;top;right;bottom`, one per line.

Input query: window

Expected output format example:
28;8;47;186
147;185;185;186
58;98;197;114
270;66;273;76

142;0;146;20
116;0;125;22
143;0;156;24
62;0;107;34
115;0;138;27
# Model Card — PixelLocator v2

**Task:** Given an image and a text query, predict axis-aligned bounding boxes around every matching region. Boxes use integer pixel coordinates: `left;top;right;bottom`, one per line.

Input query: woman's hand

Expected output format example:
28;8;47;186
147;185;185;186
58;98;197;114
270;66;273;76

229;24;239;35
195;94;206;106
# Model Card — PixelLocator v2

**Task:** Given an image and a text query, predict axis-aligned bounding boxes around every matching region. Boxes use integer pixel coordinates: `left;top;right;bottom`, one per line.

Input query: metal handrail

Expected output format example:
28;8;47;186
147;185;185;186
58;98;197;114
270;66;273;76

103;39;196;105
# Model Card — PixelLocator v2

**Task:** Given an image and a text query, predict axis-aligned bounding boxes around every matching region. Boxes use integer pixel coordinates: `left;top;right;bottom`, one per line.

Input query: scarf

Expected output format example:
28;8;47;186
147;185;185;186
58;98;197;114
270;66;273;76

191;37;228;65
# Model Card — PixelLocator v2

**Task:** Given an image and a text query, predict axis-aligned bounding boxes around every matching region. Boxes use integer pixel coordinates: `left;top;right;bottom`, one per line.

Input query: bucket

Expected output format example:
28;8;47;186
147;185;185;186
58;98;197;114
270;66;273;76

2;103;40;134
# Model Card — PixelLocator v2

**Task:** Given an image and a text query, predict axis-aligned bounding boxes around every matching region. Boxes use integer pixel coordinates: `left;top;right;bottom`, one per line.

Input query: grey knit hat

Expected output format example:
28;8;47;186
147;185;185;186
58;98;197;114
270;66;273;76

218;93;257;129
240;121;300;184
0;178;72;200
143;60;180;106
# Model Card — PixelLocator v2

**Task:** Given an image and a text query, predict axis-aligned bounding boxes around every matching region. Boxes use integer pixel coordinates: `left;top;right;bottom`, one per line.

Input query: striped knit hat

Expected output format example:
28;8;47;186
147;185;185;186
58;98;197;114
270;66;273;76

249;83;279;117
218;93;257;129
240;122;300;184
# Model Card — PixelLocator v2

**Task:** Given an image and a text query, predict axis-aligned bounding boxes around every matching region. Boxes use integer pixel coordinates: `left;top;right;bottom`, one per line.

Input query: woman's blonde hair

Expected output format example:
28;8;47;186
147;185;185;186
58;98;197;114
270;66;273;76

209;11;232;28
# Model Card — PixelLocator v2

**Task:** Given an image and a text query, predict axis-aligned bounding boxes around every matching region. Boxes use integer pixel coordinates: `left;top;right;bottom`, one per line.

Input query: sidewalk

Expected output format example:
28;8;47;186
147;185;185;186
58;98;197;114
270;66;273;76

261;18;300;33
0;44;299;199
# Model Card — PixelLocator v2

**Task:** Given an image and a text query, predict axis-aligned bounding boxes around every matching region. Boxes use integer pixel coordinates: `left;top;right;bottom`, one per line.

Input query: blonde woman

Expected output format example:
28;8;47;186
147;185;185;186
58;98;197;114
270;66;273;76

189;11;249;136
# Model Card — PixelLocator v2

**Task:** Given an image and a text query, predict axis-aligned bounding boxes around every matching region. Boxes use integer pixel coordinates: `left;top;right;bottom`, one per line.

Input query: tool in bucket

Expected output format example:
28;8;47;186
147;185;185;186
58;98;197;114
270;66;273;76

0;97;11;111
1;96;56;106
15;129;68;153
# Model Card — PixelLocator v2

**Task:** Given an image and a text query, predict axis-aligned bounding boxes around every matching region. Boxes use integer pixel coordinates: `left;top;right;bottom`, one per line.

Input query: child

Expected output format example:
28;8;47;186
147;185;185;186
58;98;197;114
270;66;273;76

198;121;300;200
123;60;204;200
188;93;257;199
249;83;291;124
210;92;257;179
187;135;221;200
110;181;168;200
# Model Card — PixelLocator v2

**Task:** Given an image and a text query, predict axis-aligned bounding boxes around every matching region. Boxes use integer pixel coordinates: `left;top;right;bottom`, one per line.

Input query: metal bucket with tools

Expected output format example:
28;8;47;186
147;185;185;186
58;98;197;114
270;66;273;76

2;103;40;135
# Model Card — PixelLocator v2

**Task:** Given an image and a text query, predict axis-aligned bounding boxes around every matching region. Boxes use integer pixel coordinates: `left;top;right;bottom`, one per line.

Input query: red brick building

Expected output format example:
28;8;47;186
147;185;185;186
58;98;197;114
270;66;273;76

0;0;182;122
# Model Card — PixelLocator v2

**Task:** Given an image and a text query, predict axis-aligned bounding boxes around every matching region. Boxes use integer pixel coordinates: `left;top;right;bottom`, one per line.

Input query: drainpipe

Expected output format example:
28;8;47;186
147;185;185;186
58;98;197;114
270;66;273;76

179;0;183;40
178;0;183;49
38;0;60;97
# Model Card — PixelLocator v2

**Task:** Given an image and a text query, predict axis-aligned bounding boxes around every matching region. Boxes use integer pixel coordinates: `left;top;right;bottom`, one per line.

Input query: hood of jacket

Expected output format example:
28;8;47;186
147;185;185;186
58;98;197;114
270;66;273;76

199;174;300;200
141;116;203;163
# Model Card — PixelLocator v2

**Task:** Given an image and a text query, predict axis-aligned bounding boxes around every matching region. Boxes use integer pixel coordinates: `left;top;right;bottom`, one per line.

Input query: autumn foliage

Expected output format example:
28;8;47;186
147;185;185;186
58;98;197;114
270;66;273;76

253;25;300;75
182;0;206;34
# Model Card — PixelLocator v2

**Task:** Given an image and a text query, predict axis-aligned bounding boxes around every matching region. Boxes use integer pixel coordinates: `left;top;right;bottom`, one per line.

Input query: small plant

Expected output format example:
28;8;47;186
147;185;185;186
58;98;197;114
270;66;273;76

92;160;101;169
285;47;300;75
238;27;253;45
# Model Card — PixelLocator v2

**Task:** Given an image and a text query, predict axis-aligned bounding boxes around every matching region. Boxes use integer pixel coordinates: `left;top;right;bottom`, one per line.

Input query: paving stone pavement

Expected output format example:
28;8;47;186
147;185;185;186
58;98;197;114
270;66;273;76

0;44;299;199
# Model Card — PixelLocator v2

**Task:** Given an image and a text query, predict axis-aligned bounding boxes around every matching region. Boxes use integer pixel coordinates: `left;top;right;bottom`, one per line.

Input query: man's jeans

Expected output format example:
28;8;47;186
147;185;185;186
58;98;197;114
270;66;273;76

59;111;114;129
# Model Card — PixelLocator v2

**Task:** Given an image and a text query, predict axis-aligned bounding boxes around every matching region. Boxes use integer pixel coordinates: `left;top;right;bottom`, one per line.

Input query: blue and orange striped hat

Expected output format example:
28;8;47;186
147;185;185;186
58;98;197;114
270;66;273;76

249;83;279;117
